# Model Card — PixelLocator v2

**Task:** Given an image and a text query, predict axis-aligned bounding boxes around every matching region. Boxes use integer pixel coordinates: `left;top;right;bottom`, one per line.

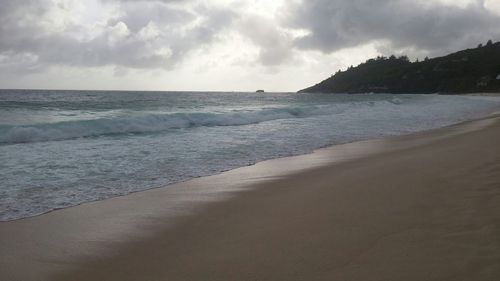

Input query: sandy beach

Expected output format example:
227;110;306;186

2;114;500;281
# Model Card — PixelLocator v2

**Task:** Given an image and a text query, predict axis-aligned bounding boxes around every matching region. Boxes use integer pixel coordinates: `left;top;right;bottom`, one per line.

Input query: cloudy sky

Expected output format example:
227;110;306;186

1;0;500;91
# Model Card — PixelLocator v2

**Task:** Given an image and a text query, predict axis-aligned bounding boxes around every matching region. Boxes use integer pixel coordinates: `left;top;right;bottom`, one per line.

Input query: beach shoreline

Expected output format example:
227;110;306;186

1;113;500;280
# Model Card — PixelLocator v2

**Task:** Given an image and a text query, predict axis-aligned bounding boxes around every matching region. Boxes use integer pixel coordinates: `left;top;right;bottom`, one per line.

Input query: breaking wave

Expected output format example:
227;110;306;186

0;103;370;144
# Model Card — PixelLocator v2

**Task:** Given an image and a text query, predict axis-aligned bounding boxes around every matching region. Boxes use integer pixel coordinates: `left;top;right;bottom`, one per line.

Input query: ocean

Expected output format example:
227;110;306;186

1;90;499;221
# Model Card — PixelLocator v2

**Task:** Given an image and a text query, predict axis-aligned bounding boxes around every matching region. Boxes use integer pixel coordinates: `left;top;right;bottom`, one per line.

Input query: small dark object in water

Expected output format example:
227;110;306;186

256;90;265;93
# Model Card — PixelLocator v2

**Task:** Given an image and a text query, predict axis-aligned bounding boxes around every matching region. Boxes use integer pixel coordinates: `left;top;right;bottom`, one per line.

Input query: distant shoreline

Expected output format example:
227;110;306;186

2;88;499;96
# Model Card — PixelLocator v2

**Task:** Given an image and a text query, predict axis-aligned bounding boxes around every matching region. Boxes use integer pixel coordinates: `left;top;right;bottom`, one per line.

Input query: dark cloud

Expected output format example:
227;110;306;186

286;0;500;56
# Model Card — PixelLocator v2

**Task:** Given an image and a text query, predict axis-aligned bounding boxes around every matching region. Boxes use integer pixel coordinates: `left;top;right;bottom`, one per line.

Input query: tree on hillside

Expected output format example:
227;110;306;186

398;55;409;62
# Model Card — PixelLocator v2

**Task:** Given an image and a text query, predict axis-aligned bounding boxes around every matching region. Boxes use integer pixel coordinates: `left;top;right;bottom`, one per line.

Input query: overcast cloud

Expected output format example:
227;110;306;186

286;0;500;56
0;0;499;91
0;0;233;71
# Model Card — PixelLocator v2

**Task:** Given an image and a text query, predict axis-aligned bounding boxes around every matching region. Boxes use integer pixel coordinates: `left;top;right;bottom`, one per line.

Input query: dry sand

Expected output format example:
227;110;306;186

1;115;500;281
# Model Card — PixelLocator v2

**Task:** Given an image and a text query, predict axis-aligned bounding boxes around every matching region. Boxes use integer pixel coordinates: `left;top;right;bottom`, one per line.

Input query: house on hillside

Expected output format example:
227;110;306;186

477;76;492;87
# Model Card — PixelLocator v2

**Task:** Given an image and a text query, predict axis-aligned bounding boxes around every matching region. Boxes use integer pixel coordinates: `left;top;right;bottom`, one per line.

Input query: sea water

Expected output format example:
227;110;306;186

1;90;499;221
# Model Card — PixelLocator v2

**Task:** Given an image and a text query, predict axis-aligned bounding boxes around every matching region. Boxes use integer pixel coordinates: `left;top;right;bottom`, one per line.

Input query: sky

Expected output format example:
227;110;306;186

1;0;500;92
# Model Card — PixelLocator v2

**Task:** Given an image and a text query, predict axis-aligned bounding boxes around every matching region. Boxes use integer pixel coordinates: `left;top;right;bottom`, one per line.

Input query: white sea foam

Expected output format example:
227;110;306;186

0;103;369;144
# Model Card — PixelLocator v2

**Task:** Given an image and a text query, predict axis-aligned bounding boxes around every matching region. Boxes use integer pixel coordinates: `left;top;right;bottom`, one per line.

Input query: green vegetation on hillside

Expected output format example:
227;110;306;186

299;41;500;94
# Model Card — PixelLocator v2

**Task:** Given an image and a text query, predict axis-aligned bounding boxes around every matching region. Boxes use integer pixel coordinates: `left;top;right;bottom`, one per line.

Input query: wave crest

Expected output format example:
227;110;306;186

0;104;353;144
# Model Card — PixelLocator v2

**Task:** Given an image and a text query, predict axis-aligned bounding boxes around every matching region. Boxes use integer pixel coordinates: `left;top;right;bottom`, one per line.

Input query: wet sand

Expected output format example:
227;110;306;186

1;115;500;281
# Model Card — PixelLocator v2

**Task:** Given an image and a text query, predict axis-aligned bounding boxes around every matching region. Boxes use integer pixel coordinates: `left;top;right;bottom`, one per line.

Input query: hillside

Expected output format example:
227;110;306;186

299;41;500;94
